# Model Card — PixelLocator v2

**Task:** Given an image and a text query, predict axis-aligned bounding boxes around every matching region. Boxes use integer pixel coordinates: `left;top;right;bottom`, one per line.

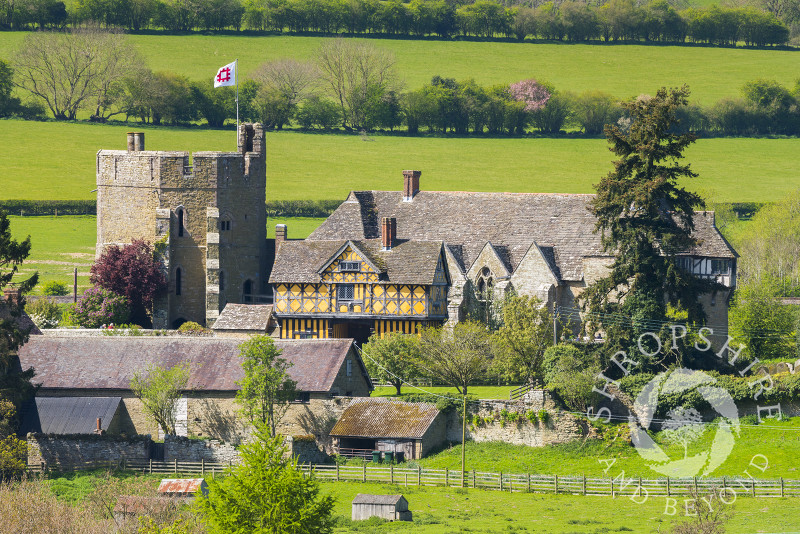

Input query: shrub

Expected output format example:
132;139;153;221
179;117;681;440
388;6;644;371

72;287;130;328
25;297;62;329
296;96;342;130
526;409;537;424
537;410;550;424
41;280;69;296
0;435;26;480
176;321;210;335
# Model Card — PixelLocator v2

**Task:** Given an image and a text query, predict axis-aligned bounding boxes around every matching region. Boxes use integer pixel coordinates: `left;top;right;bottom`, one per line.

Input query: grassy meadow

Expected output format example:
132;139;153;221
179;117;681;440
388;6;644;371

414;416;800;479
1;33;799;105
2;119;800;203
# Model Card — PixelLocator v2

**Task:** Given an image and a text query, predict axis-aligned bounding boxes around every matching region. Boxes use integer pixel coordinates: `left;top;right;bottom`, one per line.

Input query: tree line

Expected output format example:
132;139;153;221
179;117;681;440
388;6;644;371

4;33;800;136
0;0;795;47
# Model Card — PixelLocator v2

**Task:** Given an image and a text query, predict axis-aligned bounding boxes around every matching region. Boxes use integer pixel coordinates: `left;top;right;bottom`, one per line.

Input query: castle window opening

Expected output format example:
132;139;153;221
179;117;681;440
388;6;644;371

219;271;225;292
175;268;182;296
177;208;185;237
219;221;231;231
243;280;253;303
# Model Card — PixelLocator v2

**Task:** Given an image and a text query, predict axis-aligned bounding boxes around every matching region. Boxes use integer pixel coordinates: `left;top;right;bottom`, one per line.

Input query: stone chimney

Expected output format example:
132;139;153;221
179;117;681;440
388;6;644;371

127;132;144;152
275;224;287;243
381;217;396;250
403;170;421;202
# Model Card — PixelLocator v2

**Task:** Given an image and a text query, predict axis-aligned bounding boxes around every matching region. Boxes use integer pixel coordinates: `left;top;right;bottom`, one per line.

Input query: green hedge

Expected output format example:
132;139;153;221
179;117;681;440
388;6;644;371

264;200;341;218
0;200;96;216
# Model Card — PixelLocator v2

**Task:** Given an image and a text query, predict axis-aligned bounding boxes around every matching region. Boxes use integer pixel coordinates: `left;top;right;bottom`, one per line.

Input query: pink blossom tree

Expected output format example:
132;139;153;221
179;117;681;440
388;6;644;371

509;79;551;112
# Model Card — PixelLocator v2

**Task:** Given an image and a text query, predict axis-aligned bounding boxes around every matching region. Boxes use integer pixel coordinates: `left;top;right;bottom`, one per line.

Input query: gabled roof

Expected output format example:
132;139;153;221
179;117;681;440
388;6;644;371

270;239;445;286
329;399;440;439
352;494;407;505
212;304;273;332
18;336;359;393
19;396;122;435
308;191;737;282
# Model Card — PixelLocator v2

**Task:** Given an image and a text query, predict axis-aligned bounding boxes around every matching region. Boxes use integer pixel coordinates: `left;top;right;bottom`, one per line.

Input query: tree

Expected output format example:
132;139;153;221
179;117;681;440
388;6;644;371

130;362;191;436
0;210;37;411
542;344;599;411
197;427;335;534
362;332;421;395
236;335;297;437
0;59;18;117
71;287;130;328
729;278;796;362
249;59;319;130
418;320;493;484
582;86;712;359
91;239;167;327
492;294;553;385
14;27;144;120
317;39;399;130
572;90;621;135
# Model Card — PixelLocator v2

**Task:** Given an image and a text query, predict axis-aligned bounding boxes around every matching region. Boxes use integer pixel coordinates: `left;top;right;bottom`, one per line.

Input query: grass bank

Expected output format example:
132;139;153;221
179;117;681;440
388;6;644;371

1;120;799;203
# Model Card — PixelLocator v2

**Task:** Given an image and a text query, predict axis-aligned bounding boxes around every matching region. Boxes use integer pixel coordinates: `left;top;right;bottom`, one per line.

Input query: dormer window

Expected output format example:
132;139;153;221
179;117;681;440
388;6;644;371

339;261;361;272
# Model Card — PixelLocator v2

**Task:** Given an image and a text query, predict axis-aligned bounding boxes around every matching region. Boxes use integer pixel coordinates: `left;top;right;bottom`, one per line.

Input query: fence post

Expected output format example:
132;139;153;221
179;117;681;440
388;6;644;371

418;466;421;486
363;463;366;483
149;459;152;474
445;468;449;487
201;459;205;476
473;469;476;489
583;474;586;496
336;463;340;482
694;477;698;494
174;458;178;474
499;471;503;492
554;475;558;494
528;473;531;493
666;477;670;497
610;477;614;498
781;477;784;498
752;478;756;497
390;464;394;484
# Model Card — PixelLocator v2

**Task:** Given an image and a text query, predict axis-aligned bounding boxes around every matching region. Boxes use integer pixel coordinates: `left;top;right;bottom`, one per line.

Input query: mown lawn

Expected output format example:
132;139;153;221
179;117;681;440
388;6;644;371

1;33;798;105
415;417;800;480
2;119;799;203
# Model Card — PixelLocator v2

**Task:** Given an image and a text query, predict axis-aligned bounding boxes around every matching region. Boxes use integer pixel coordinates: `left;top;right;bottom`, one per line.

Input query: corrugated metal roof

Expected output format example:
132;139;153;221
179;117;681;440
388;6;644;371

18;336;358;393
330;399;439;439
352;494;406;505
19;396;121;435
157;479;207;496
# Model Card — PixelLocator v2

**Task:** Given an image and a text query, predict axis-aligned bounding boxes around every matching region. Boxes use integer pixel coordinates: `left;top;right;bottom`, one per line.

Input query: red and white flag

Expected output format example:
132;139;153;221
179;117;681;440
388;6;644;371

214;61;236;88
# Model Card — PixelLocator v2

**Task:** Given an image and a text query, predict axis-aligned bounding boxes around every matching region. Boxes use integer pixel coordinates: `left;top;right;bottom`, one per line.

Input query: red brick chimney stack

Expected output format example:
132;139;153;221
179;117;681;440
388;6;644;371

3;288;20;305
381;217;396;250
403;170;421;202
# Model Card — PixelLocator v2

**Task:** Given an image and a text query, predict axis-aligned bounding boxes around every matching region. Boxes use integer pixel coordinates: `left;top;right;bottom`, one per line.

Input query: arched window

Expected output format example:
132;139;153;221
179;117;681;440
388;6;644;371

176;208;185;237
477;267;493;299
175;268;182;296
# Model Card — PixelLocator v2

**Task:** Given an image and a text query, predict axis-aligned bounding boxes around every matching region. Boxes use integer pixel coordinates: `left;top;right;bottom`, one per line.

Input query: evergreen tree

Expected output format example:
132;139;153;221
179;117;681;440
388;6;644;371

583;86;714;365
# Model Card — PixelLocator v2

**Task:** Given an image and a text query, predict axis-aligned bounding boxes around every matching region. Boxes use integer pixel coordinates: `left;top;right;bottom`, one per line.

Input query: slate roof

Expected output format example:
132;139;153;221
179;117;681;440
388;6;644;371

17;336;361;393
329;399;440;439
212;304;273;332
270;239;444;285
19;396;122;435
308;191;737;282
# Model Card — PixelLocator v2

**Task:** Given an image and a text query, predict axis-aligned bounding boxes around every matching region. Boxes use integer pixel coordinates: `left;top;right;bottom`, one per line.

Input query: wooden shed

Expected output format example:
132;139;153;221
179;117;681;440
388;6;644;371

351;494;412;522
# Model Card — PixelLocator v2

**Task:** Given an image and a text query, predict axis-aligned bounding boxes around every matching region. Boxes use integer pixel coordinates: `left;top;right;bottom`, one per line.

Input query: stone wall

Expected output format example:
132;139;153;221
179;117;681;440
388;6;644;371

444;392;589;448
163;435;240;463
289;437;330;464
27;434;150;468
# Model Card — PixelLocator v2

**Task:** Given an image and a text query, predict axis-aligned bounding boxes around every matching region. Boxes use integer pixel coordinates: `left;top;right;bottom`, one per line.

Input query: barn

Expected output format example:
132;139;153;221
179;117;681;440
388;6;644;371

329;399;444;460
351;494;411;522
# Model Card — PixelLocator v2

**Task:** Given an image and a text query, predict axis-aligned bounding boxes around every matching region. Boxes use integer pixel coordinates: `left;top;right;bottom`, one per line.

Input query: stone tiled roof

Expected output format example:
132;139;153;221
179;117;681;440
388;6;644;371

352;494;406;505
212;304;273;332
18;396;122;435
18;336;359;393
270;239;443;285
308;191;736;282
329;399;439;439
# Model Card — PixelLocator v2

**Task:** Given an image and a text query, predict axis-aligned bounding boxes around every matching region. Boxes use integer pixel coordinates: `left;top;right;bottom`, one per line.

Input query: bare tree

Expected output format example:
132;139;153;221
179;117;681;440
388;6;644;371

250;58;319;106
316;38;399;130
14;27;144;120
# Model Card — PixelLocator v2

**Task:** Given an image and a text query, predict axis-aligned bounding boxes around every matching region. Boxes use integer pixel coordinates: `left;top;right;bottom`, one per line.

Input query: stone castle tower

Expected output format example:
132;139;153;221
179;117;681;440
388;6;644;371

96;124;267;328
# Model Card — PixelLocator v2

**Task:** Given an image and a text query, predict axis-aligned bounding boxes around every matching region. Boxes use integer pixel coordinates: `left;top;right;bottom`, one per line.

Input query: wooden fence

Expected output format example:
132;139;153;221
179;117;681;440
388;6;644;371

26;460;800;498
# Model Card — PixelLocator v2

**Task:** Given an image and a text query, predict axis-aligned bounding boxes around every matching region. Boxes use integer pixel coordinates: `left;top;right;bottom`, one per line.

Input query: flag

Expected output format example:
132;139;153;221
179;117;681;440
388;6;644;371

214;61;236;88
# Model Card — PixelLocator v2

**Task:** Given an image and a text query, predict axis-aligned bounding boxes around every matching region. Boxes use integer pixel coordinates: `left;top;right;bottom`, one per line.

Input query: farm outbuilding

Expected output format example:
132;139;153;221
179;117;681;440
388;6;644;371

18;396;129;435
351;494;412;521
329;399;444;460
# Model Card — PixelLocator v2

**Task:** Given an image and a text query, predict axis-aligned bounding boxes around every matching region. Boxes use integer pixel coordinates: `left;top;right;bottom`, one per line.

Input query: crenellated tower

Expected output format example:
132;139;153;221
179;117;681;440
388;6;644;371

96;124;267;328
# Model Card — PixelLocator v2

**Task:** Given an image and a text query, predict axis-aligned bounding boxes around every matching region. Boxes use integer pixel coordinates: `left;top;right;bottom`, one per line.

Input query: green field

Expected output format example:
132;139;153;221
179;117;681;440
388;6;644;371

415;417;800;480
1;119;799;203
1;33;798;105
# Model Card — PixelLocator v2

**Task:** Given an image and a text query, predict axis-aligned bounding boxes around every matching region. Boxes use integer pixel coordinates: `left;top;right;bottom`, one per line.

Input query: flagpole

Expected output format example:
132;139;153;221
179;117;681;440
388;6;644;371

235;58;240;150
